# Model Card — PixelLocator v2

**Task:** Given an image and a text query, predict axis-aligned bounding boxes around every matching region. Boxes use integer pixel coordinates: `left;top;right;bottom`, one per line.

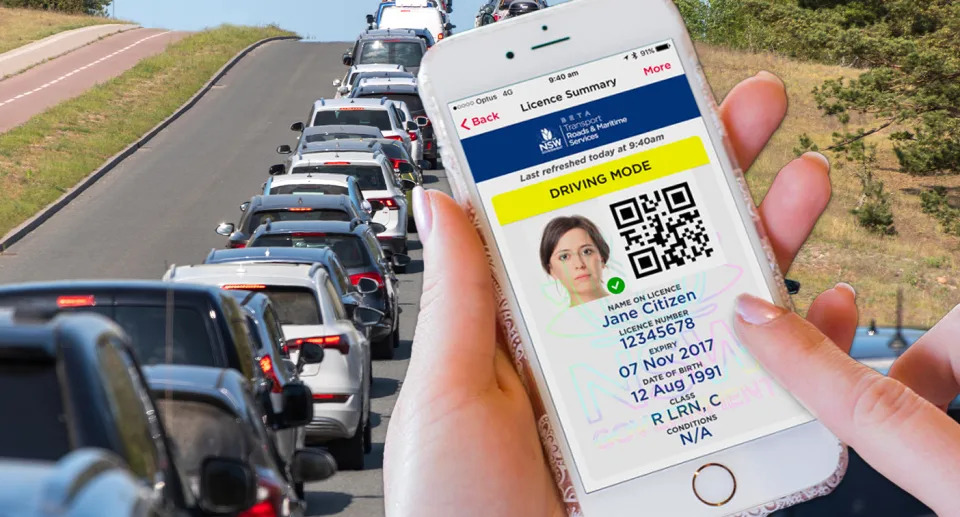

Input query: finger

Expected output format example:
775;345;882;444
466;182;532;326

805;283;858;354
759;152;832;272
889;304;960;410
733;294;960;515
410;187;497;388
719;71;788;170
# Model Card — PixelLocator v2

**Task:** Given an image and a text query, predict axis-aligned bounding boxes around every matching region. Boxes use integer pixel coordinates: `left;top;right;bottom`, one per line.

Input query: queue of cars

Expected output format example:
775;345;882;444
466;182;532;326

0;2;448;514
476;0;548;26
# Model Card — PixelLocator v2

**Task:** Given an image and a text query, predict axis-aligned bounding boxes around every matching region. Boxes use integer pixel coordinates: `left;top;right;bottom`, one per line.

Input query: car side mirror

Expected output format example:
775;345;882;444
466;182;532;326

332;78;342;87
399;179;417;191
357;277;379;294
198;457;257;514
290;121;304;132
338;85;350;95
353;306;384;327
342;52;354;66
405;120;418;131
392;253;412;269
368;200;385;212
215;222;235;236
292;448;337;484
361;200;373;213
277;382;313;429
277;144;292;155
418;160;430;170
299;342;324;364
415;116;428;127
239;201;250;212
269;164;285;176
365;14;375;24
445;22;454;30
370;222;387;234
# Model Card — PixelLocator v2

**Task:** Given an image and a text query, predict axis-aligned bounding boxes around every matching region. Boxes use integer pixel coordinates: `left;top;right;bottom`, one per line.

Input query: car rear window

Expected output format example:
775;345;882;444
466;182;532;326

270;184;349;196
0;361;71;461
289;166;387;190
111;306;218;367
357;93;423;114
246;209;352;233
314;109;392;131
260;286;321;326
358;40;423;69
250;234;371;269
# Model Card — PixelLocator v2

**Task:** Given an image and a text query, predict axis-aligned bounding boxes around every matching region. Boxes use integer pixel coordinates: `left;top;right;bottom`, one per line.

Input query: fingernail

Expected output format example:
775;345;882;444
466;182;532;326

412;186;433;244
735;294;788;325
802;151;831;171
755;70;784;87
835;282;856;299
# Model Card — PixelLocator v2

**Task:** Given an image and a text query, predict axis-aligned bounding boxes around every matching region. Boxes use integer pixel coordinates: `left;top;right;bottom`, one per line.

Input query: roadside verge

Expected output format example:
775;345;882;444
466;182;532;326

0;25;298;251
0;24;140;79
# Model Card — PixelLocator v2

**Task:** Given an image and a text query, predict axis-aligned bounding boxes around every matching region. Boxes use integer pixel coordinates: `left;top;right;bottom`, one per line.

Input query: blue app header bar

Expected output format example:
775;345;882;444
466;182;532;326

460;75;702;183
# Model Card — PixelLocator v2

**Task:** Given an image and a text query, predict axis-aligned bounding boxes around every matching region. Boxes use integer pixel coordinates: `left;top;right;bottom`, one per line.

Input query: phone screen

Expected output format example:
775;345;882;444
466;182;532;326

446;40;813;492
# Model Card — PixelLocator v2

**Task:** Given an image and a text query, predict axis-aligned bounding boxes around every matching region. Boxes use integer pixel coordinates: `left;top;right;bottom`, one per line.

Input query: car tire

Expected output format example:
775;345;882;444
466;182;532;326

427;158;438;170
408;215;417;233
363;415;373;454
392;325;400;349
295;481;305;501
330;425;365;471
373;335;395;360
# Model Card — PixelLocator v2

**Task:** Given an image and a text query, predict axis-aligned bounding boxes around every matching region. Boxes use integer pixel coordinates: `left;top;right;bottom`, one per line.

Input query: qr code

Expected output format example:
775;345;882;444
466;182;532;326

609;182;714;279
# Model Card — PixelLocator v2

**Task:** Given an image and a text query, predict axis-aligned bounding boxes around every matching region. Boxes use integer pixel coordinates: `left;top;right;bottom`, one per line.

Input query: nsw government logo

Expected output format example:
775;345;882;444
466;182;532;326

538;128;563;154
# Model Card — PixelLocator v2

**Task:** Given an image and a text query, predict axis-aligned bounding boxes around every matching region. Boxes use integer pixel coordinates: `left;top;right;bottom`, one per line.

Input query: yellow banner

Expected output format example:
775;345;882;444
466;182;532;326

492;137;709;225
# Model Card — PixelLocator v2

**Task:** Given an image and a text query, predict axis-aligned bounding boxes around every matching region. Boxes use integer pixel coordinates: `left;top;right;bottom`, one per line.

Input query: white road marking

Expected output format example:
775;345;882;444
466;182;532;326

0;31;168;109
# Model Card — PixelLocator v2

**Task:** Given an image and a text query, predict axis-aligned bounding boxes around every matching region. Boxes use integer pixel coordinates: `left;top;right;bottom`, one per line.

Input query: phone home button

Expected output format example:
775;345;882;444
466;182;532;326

692;463;737;506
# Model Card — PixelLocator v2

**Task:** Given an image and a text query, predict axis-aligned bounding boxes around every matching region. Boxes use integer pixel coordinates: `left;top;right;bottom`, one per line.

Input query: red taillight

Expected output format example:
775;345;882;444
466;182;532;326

369;197;397;209
287;207;313;212
285;335;348;355
57;295;95;308
408;131;418;141
221;284;267;290
324;161;351;165
385;135;403;142
228;242;247;249
426;141;433;150
259;356;282;394
239;500;276;517
350;271;384;288
312;393;350;403
437;33;444;40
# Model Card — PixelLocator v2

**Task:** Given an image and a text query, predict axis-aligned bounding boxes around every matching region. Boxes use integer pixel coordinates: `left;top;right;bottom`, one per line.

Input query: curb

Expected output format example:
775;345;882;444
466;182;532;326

0;35;300;253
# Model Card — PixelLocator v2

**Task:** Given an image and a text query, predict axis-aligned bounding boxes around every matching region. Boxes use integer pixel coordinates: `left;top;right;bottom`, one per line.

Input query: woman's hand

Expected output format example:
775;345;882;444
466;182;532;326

734;296;960;516
383;71;859;517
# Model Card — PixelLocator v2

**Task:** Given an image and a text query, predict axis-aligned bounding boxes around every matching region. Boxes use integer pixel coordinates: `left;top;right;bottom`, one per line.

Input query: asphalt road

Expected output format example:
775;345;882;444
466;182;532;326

0;40;448;517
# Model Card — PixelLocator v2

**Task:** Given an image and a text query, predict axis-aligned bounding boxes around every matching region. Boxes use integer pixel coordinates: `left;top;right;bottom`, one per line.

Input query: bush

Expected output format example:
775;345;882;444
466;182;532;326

0;0;111;15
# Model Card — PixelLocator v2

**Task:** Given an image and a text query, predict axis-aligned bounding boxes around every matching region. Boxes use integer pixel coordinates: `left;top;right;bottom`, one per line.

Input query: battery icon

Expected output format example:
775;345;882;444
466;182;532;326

655;43;670;52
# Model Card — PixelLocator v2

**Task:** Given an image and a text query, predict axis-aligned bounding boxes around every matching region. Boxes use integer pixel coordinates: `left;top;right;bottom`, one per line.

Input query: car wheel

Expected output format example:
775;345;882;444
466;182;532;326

427;158;438;170
373;335;395;360
295;481;305;501
392;325;400;349
363;415;372;454
330;425;365;471
408;215;417;233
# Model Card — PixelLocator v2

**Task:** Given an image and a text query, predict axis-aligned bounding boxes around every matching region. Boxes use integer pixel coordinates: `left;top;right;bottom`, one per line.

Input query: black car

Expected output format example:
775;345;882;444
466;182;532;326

507;0;541;17
205;247;380;321
146;365;335;511
342;30;428;75
247;220;406;359
215;194;367;249
349;81;438;169
0;311;258;515
0;449;172;516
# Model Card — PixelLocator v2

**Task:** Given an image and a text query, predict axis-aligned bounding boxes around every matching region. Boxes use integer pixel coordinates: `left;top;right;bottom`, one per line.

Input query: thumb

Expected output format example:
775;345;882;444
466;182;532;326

408;187;497;389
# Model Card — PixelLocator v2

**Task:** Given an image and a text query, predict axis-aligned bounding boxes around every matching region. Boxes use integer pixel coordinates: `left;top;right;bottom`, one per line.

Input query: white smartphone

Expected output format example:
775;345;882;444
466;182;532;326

418;0;846;515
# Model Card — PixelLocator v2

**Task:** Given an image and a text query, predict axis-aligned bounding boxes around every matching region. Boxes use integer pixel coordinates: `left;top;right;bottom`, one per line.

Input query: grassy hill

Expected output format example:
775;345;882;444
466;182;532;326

697;42;960;328
0;6;116;55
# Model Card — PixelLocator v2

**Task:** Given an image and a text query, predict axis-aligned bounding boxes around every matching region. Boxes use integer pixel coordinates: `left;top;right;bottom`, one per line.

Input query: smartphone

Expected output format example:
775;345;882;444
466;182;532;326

418;0;846;514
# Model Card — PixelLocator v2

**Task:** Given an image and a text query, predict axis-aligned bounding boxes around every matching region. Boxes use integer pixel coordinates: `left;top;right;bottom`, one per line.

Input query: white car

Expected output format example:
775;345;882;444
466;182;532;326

162;263;383;470
291;98;417;159
377;4;452;43
333;64;414;98
283;147;414;255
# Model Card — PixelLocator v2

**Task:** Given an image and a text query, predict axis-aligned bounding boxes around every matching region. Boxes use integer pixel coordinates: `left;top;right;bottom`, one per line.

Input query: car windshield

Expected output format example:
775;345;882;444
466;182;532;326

304;132;377;143
246;209;352;233
358;40;423;69
270;184;349;196
358;93;423;114
112;306;218;367
0;361;71;461
251;234;371;269
313;109;391;131
258;286;321;325
154;399;248;482
288;166;387;190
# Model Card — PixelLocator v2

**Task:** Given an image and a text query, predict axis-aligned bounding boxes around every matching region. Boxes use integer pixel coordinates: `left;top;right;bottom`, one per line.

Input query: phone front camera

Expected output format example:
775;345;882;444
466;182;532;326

542;25;548;31
506;51;515;59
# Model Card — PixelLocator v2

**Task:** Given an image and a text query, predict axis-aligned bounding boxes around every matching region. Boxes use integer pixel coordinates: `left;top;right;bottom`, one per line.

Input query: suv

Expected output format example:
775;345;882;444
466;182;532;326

0;311;259;515
215;194;368;248
291;98;417;159
264;174;376;217
372;4;454;42
204;247;379;321
279;125;384;153
333;64;415;98
350;77;436;169
342;30;428;75
162;263;383;470
246;220;407;359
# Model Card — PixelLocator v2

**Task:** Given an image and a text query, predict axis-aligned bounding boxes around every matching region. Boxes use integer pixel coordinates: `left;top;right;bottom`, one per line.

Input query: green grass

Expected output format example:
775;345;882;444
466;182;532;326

0;6;116;55
0;25;295;240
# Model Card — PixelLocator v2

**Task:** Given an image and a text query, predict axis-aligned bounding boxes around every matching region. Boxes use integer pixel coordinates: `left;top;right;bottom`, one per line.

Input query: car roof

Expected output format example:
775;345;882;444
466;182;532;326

269;174;351;186
166;263;325;289
312;97;395;110
350;63;408;73
358;30;424;43
353;83;419;96
206;247;337;265
297;139;383;153
304;125;382;136
0;312;123;362
253;220;368;236
144;365;249;416
0;280;222;299
250;194;352;210
291;152;384;167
